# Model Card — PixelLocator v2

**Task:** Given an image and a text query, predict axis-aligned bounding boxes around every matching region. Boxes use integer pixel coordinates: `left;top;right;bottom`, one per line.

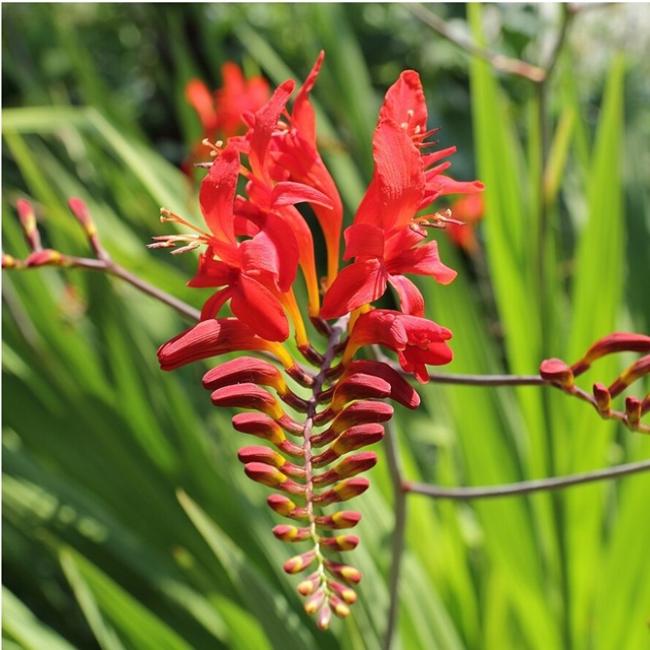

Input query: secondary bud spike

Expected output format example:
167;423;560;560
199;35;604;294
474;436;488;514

539;358;574;388
284;549;317;575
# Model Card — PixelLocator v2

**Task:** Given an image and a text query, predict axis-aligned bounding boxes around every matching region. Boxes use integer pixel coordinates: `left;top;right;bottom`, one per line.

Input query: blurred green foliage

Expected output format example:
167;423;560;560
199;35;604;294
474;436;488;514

3;4;649;649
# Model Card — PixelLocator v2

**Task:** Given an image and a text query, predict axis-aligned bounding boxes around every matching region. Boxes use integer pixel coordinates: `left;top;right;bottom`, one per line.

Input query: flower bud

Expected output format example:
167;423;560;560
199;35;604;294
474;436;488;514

203;356;286;391
315;477;370;505
539;358;574;388
592;383;611;416
319;534;359;552
25;249;66;267
316;603;332;630
330;373;392;410
625;396;642;430
243;462;303;495
68;197;98;238
329;594;351;618
211;383;285;419
315;511;362;530
304;588;326;615
272;524;311;542
2;254;20;269
297;573;320;596
324;560;362;585
329;580;357;604
342;360;420;408
284;549;316;574
313;424;384;466
329;401;393;434
237;446;304;477
231;413;303;457
16;199;42;251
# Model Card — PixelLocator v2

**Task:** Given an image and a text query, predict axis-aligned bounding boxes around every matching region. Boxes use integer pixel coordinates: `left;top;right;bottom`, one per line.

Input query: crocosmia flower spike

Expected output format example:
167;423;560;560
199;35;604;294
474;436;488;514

156;53;483;628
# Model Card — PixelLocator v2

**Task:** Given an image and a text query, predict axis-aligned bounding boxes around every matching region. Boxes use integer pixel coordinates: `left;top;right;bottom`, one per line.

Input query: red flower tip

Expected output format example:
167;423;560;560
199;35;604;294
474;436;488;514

244;462;303;495
67;197;96;236
539;358;574;388
25;249;65;267
267;493;299;517
331;373;392;410
625;396;642;429
284;550;317;574
343;360;420;409
592;383;612;415
202;356;285;392
157;318;270;371
210;383;284;419
327;401;394;435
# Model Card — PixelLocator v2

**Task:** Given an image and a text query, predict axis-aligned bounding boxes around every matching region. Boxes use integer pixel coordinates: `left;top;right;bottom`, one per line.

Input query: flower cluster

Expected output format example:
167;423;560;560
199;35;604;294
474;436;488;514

155;52;483;628
540;333;650;432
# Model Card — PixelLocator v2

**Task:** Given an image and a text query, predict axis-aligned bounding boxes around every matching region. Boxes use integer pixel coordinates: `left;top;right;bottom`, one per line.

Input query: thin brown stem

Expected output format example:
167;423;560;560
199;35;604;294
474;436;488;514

404;458;650;499
407;3;546;83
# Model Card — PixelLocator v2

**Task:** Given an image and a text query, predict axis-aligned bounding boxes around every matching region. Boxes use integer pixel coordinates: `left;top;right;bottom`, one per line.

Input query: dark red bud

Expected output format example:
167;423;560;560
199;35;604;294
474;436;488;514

539;358;574;388
343;360;420;408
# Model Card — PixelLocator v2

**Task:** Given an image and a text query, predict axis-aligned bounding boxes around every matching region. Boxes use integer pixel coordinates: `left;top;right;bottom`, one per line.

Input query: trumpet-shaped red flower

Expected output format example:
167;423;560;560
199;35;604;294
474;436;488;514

320;71;482;319
186;63;271;138
344;309;453;383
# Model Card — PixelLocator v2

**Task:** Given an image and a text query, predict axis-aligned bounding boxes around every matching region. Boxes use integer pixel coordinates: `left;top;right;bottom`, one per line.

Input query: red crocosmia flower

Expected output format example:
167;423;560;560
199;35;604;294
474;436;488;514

271;52;344;286
184;63;271;174
446;194;484;253
186;63;271;138
320;71;481;320
187;144;300;341
320;222;456;318
343;309;453;383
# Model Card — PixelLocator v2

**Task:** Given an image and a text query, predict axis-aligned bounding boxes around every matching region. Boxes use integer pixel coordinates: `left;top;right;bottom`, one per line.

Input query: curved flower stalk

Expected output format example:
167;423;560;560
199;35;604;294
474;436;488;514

540;332;650;433
155;53;483;628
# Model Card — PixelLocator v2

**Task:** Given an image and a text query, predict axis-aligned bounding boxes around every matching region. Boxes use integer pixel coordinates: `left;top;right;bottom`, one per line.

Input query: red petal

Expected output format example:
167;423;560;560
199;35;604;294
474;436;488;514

320;260;387;319
188;252;236;288
199;145;240;244
249;79;295;179
185;79;217;131
231;275;289;341
343;223;385;260
388;275;425;317
292;51;324;147
426;174;485;197
270;181;334;210
379;70;428;140
387;239;457;285
200;287;233;320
